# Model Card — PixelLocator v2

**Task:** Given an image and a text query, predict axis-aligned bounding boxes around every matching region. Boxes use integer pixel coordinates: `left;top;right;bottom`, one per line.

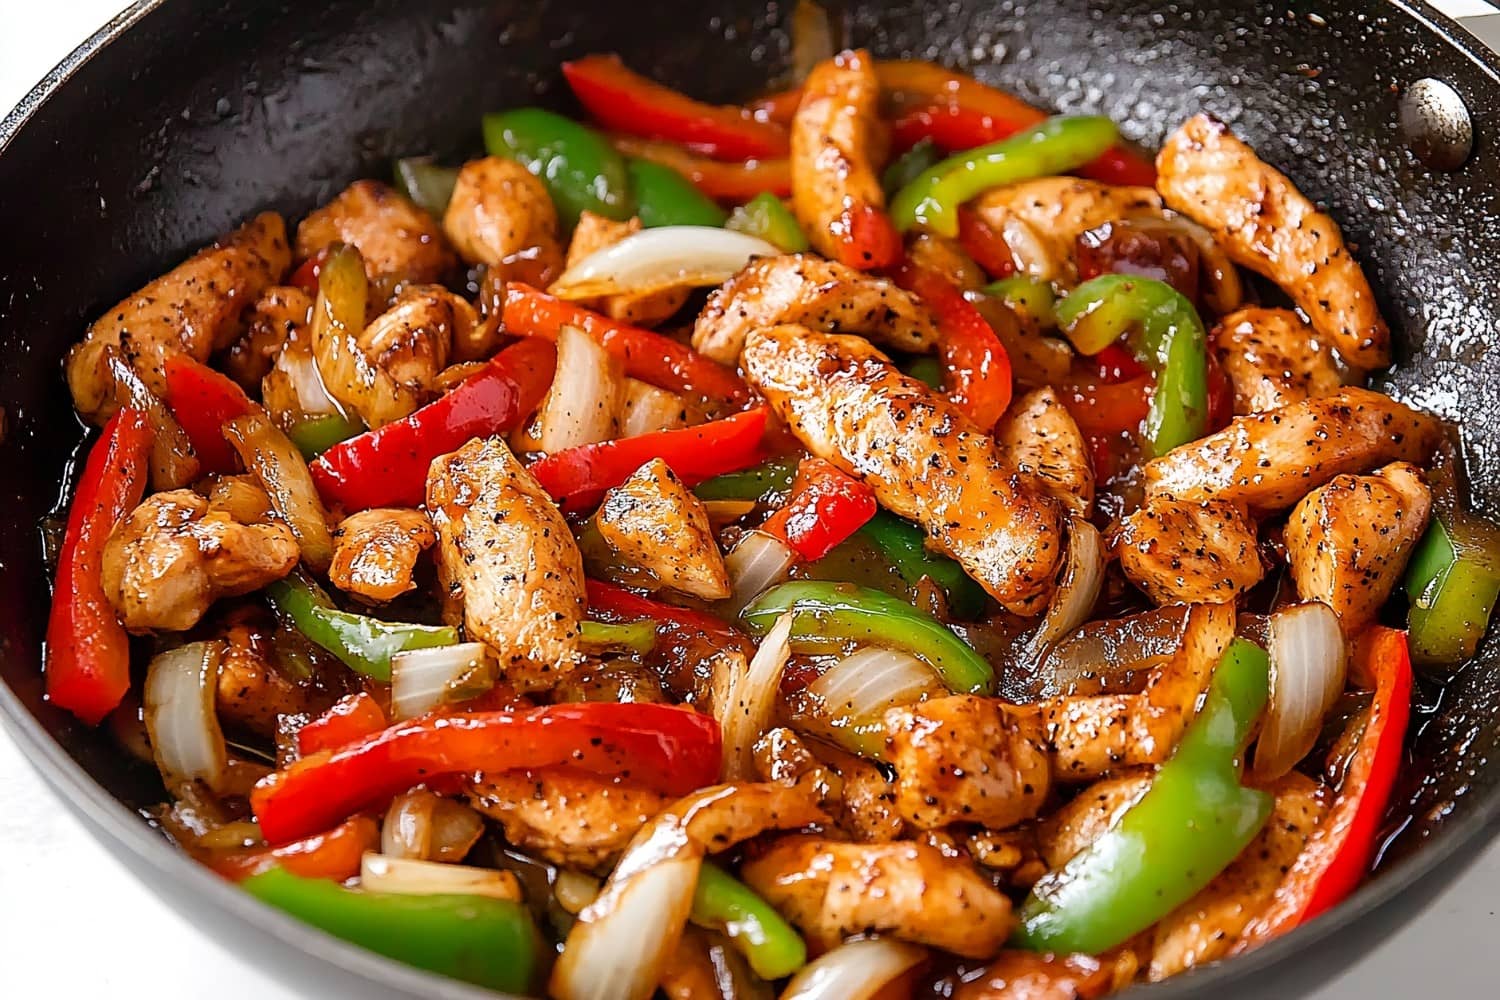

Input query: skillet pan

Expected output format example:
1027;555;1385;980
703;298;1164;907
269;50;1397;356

1;1;1498;996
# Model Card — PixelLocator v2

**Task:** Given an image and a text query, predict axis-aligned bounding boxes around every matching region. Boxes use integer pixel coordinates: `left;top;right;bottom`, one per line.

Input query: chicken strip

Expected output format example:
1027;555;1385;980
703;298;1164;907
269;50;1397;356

101;488;299;632
222;285;314;390
1213;307;1343;415
595;459;731;601
752;728;905;842
1142;387;1444;515
995;387;1094;518
329;508;437;603
943;952;1116;1000
1285;462;1432;633
741;836;1015;958
1114;495;1264;605
692;253;938;366
443;156;564;284
426;436;586;690
1157;114;1388;368
743;325;1063;614
560;211;687;327
295;180;455;306
884;695;1051;831
67;212;290;420
790;49;890;268
467;770;669;872
1036;772;1153;869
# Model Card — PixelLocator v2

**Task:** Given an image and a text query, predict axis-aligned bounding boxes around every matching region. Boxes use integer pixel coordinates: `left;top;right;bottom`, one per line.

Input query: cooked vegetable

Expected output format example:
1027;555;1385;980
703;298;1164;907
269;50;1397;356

297;693;387;757
389;642;495;720
532;324;625;452
393;157;459;217
691;861;807;979
549;226;778;300
800;646;944;758
1405;512;1500;668
893;259;1014;430
627;159;731;228
1251;603;1347;782
762;457;878;562
726;192;809;252
223;411;335;572
360;855;523;900
143;641;229;793
856;511;987;619
778;938;924;1000
482;107;632;226
717;611;793;779
612;134;793;200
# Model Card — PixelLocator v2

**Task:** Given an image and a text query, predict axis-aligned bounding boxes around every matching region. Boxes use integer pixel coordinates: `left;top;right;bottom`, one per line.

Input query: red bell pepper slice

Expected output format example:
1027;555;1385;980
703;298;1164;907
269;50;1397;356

1092;342;1148;383
956;207;1018;281
206;815;379;883
1058;373;1154;439
309;337;556;511
748;88;803;126
162;354;258;474
45;408;154;724
1206;354;1234;433
1239;627;1414;944
251;702;721;844
610;135;792;201
288;247;331;296
835;201;903;272
762;458;878;562
587;578;747;651
502;282;749;407
892;261;1013;430
530;407;769;513
563;54;790;161
297;692;389;757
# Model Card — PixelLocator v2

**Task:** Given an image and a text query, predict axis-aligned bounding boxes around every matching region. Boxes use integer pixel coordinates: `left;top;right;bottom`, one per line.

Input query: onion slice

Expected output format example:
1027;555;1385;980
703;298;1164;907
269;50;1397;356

717;612;793;780
781;938;926;1000
389;641;494;721
1251;601;1347;781
223;411;335;573
143;641;229;794
382;789;487;862
1031;604;1190;701
1023;519;1104;667
533;325;626;452
548;226;781;300
360;853;522;900
724;529;799;612
800;647;944;758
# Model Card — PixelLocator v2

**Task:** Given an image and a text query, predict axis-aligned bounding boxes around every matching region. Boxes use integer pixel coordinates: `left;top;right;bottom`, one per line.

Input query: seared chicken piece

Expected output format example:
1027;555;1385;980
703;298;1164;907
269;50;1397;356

906;231;986;291
1037;772;1153;869
222;285;314;390
206;474;275;523
1214;307;1343;415
741;836;1015;958
995;387;1094;517
561;211;688;327
1284;462;1432;633
1114;495;1264;605
553;662;667;704
443;156;564;285
1043;602;1235;780
329;508;437;603
693;253;938;366
295;180;455;306
1149;774;1326;979
945;951;1116;1000
467;770;669;872
67;212;290;420
790;50;890;268
1157;115;1388;368
426;436;586;690
743;325;1064;614
884;695;1051;830
752;727;904;842
101;488;299;632
595;459;731;601
215;620;321;738
1143;387;1444;514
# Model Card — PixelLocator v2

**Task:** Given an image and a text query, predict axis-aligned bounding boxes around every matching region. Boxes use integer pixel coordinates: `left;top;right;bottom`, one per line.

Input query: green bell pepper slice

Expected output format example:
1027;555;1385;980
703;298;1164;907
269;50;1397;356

265;573;457;682
627;158;729;228
578;619;658;655
1405;514;1500;667
482;108;633;227
243;867;543;994
890;116;1119;237
393;157;460;218
1014;638;1273;954
1055;273;1209;456
287;413;363;461
900;355;944;389
693;456;798;502
984;276;1057;330
741;580;995;694
856;511;987;620
881;137;941;201
725;192;809;253
691;862;807;980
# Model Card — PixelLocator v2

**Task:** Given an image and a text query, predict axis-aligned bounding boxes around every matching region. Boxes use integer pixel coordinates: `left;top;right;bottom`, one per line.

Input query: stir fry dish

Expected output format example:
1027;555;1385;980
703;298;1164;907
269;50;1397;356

43;30;1500;1000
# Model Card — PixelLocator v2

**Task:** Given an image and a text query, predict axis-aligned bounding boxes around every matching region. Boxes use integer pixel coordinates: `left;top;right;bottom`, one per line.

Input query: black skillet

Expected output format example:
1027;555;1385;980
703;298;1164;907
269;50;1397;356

1;1;1497;997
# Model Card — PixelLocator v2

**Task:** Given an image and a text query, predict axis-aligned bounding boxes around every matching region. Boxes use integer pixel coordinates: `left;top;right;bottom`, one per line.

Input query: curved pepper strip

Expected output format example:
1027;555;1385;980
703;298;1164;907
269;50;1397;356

610;135;792;201
693;456;798;503
742;580;995;695
393;157;460;218
586;578;749;652
892;260;1013;430
857;511;988;620
692;862;807;980
207;816;378;883
1056;274;1209;456
45;408;154;724
162;354;258;474
1404;515;1500;667
482;107;633;227
251;702;723;845
725;192;809;252
761;458;878;563
242;867;544;994
1014;638;1273;954
626;158;729;228
297;692;389;757
563;54;790;161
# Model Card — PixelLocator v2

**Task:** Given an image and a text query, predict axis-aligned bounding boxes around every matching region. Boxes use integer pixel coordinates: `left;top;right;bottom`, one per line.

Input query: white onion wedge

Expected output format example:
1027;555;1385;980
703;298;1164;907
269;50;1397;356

549;226;780;300
389;641;493;721
718;612;794;780
143;641;229;794
780;938;926;1000
725;529;799;612
222;411;335;573
360;853;522;900
801;647;944;758
1252;601;1347;781
535;325;625;452
621;378;691;437
1024;519;1104;666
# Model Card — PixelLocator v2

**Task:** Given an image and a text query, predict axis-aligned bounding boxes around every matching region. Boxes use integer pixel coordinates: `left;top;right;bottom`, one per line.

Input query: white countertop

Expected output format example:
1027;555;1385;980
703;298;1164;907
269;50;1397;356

2;1;1498;996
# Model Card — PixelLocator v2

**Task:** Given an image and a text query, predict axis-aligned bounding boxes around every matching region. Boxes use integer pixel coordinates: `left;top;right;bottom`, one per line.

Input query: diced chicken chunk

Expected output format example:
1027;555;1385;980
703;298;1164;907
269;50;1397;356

1037;772;1153;869
943;951;1116;1000
561;211;687;327
222;285;313;390
1115;495;1264;605
906;231;987;291
295;180;455;305
215;619;325;738
467;770;669;872
995;387;1094;517
443;157;563;281
329;508;437;602
595;459;731;601
1213;307;1342;415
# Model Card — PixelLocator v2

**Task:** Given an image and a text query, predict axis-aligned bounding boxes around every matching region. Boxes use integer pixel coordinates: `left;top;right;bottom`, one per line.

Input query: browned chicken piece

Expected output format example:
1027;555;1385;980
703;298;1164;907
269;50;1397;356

426;436;586;690
751;727;906;841
790;49;888;267
1142;387;1444;515
67;212;290;420
1036;772;1153;869
206;474;275;523
329;508;437;603
101;346;200;491
215;620;320;738
1149;773;1327;979
443;156;565;284
101;488;299;632
744;325;1064;614
595;459;731;601
884;695;1051;831
970;296;1074;387
1114;495;1264;605
943;951;1115;1000
560;211;688;327
553;662;667;704
659;928;767;1000
295;180;455;306
1214;307;1343;415
741;836;1015;958
222;285;313;390
995;387;1094;518
1043;602;1235;780
906;231;986;291
1284;462;1432;633
693;253;939;366
467;769;669;872
1157;114;1388;368
967;828;1048;886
